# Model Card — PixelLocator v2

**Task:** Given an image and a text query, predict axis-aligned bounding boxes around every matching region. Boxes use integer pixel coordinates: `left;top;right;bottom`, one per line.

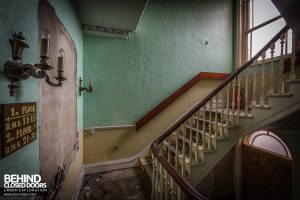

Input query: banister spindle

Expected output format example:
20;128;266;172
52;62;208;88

214;95;218;137
260;51;266;106
195;111;200;162
231;79;236;125
167;140;171;162
208;99;213;150
175;130;179;169
252;59;258;106
269;42;275;94
159;163;163;200
290;32;296;80
279;33;285;94
170;177;175;200
202;105;206;149
153;157;159;200
245;70;249;116
164;168;169;200
221;89;225;137
226;84;230;126
181;124;186;176
188;118;193;163
237;76;241;124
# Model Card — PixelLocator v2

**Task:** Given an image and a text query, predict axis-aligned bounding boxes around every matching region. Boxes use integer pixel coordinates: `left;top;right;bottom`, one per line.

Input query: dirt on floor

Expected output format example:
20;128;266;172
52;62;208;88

78;168;150;200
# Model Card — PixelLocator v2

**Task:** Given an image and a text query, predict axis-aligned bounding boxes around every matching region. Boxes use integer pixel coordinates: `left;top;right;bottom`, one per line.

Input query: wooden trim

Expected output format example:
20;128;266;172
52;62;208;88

135;72;229;131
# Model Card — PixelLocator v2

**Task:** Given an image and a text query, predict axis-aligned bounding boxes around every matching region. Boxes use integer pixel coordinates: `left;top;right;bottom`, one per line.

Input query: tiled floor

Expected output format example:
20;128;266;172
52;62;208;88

79;168;150;200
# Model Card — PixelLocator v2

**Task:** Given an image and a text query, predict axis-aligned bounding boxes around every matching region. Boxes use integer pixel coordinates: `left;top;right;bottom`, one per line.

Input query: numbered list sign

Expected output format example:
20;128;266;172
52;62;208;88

0;102;37;158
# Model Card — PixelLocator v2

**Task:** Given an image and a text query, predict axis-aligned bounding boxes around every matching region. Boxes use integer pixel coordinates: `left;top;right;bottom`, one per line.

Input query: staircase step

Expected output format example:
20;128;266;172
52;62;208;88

287;79;300;84
250;104;271;109
266;93;293;98
199;107;253;118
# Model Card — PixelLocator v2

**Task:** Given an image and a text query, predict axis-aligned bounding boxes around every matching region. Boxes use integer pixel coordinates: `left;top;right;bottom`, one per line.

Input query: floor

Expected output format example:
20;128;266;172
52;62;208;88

79;168;150;200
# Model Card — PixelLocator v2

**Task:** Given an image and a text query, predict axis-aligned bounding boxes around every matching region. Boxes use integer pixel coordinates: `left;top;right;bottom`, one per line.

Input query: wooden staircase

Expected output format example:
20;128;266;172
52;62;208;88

149;25;300;199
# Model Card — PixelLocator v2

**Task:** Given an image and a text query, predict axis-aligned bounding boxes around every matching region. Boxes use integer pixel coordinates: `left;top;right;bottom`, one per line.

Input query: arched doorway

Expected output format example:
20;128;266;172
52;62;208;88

242;130;292;200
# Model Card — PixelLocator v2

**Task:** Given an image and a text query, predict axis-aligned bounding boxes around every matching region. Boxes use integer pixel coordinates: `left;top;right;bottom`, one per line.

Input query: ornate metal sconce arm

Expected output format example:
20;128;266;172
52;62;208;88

45;74;61;87
79;77;93;95
45;73;67;87
22;64;46;79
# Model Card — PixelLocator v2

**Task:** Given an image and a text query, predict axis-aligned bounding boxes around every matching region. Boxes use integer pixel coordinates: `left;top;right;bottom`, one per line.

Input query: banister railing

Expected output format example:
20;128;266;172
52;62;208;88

150;25;292;200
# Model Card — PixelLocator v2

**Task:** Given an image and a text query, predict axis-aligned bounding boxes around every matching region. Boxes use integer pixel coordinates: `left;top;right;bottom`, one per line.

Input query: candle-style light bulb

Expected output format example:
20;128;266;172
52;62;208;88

57;48;64;72
40;29;50;59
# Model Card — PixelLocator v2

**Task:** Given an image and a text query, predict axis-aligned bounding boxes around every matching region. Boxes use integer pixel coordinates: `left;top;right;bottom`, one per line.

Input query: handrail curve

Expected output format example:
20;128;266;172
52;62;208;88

150;25;290;200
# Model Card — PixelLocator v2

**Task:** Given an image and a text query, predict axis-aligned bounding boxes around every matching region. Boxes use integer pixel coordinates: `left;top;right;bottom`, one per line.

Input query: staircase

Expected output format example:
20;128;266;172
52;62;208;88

149;25;300;199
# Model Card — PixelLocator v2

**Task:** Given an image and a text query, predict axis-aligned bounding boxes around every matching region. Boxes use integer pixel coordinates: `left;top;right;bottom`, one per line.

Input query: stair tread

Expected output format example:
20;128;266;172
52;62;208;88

199;107;253;118
250;104;271;109
266;93;293;97
287;79;300;84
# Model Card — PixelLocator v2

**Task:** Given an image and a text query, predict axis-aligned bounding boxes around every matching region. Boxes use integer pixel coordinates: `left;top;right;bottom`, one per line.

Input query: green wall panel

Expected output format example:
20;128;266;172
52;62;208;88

83;0;234;127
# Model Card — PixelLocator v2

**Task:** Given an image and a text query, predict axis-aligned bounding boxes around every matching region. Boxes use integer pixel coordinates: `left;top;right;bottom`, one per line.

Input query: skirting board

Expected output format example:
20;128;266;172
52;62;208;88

84;145;150;175
72;166;85;200
72;145;150;199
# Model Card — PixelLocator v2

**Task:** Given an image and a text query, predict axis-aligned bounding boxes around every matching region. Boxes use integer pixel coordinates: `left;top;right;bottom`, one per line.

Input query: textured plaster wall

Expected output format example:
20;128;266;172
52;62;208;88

0;0;40;192
0;0;83;197
83;0;234;127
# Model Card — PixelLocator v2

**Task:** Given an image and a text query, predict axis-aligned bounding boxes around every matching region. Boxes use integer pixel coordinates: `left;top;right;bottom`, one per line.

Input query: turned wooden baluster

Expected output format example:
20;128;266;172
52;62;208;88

279;33;286;94
195;110;200;162
252;59;258;106
269;42;275;94
221;89;225;137
152;156;158;200
290;32;296;80
175;130;179;170
208;99;213;150
159;162;163;200
167;139;171;163
226;84;230;126
188;118;193;164
231;78;236;125
260;51;266;106
181;124;186;176
236;76;241;124
202;105;206;149
170;177;176;200
164;168;169;200
214;95;218;137
244;70;249;116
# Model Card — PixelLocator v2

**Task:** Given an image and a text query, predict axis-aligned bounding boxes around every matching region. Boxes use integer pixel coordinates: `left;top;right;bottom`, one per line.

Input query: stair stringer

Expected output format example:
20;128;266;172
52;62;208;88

187;82;300;186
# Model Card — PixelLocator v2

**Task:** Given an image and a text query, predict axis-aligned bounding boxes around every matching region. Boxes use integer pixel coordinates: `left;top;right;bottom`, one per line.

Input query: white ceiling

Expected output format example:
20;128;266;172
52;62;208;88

74;0;149;39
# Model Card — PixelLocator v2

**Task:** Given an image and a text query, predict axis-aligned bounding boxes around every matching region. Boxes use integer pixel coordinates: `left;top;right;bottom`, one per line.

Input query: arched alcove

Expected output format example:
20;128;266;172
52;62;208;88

242;129;292;200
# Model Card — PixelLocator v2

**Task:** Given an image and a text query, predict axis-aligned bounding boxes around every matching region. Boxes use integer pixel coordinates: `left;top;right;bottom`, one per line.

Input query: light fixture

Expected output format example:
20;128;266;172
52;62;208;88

3;31;67;96
79;77;92;95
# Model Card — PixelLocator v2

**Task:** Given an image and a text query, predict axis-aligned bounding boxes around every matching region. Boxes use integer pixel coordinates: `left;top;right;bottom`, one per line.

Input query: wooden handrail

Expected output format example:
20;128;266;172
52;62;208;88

151;25;290;200
136;72;229;130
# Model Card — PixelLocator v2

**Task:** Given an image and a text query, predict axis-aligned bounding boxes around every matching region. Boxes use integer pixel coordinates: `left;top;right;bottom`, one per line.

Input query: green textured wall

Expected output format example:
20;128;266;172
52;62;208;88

83;0;234;127
0;0;83;197
0;0;40;193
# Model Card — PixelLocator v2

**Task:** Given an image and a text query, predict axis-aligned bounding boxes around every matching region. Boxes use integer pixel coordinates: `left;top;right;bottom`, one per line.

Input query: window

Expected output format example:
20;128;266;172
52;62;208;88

239;0;292;62
244;130;291;158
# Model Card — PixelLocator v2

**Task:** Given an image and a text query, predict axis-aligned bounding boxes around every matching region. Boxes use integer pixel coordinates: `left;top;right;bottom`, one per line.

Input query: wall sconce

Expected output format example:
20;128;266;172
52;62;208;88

3;31;67;96
79;77;92;95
